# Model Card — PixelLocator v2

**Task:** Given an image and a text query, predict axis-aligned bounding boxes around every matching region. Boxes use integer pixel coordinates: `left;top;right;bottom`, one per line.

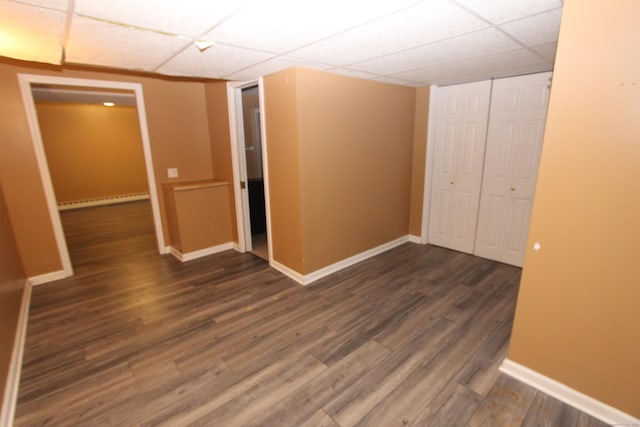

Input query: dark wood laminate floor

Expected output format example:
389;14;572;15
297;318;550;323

14;201;610;426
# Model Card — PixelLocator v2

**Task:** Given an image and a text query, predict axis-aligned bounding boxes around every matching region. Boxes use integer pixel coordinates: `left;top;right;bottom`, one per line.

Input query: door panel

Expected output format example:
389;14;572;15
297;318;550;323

474;72;551;266
428;80;491;253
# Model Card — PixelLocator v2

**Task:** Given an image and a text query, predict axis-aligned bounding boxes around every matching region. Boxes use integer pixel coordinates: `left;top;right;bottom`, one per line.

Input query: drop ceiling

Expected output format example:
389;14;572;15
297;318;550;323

0;0;562;86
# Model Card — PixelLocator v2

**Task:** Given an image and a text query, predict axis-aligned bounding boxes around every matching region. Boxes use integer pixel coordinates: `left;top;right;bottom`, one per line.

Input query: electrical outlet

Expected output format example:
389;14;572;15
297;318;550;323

167;168;179;178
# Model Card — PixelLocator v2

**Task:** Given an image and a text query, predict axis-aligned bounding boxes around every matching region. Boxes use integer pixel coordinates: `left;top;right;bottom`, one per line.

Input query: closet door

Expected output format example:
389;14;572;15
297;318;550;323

428;80;491;253
474;72;551;266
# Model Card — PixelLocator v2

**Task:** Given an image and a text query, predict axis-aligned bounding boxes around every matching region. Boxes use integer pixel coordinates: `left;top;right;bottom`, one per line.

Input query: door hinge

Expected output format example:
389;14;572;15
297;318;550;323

240;181;246;189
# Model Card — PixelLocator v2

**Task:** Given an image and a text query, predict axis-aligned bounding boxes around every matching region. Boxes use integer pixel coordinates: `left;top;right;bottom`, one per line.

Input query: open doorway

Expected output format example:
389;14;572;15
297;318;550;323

18;74;166;281
241;86;267;260
227;79;271;262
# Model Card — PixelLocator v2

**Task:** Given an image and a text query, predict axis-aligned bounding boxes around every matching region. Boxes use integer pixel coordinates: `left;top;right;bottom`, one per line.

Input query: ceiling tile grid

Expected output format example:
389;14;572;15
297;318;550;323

222;55;332;81
73;0;245;38
157;43;274;78
0;0;564;86
204;0;423;54
451;0;562;24
347;27;521;75
287;0;490;66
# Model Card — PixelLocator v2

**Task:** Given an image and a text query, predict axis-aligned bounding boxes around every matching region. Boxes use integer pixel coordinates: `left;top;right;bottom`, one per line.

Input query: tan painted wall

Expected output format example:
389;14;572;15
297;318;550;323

0;58;214;276
263;68;305;272
163;182;232;253
0;182;27;408
263;67;417;275
508;0;640;417
409;87;430;237
36;103;148;203
296;68;416;273
204;81;238;242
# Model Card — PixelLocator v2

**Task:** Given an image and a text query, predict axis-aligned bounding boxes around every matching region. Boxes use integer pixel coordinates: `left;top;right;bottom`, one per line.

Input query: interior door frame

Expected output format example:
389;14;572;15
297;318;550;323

227;78;272;261
17;73;167;280
419;84;439;243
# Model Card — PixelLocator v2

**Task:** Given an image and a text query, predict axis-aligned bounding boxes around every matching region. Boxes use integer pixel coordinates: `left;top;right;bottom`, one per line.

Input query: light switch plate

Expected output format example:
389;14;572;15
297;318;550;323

167;168;179;178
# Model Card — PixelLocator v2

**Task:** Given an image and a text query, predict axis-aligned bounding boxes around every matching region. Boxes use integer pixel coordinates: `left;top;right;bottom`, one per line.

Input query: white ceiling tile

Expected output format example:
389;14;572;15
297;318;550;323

74;0;245;38
8;0;68;11
158;43;273;78
500;8;562;46
0;2;65;64
371;76;423;87
203;0;421;54
224;56;330;81
65;15;190;71
289;0;489;66
531;42;558;61
326;68;381;80
350;28;520;75
451;0;562;24
393;48;552;85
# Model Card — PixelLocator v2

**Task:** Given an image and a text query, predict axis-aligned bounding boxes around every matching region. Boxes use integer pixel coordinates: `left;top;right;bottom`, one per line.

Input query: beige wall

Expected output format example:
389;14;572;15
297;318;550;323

263;67;418;275
36;103;148;203
508;0;640;417
0;58;216;276
204;81;238;242
163;183;232;253
0;182;27;409
296;68;416;273
263;68;305;272
409;87;430;237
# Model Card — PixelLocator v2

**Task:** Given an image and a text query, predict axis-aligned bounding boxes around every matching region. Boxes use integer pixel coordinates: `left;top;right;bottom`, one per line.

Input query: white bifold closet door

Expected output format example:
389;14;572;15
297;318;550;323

474;72;551;267
428;72;551;266
428;80;491;253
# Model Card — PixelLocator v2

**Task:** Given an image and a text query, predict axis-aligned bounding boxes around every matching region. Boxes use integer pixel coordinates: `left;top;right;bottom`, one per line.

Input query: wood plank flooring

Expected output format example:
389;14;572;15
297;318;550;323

14;201;610;426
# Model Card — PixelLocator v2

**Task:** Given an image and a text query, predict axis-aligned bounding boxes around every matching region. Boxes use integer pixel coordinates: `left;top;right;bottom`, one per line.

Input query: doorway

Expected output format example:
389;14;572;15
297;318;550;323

18;74;166;280
227;79;271;262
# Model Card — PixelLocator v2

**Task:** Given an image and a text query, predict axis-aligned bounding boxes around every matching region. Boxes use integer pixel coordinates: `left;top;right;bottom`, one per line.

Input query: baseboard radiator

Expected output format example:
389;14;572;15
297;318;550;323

57;193;150;210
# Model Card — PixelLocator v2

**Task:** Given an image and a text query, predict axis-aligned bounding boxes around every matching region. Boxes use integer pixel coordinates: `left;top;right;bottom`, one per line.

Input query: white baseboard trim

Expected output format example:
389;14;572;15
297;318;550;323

169;242;234;262
500;358;639;426
232;242;240;252
408;235;425;244
1;281;31;427
271;235;410;286
270;260;306;284
28;269;68;286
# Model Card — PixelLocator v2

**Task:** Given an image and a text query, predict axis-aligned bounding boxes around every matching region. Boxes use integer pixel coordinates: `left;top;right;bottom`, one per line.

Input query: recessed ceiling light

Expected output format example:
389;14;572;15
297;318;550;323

103;102;115;107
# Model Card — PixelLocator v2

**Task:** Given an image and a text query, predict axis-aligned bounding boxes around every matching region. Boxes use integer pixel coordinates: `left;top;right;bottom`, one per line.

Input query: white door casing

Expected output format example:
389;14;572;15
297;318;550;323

428;80;491;253
474;72;552;266
227;79;273;261
17;74;167;281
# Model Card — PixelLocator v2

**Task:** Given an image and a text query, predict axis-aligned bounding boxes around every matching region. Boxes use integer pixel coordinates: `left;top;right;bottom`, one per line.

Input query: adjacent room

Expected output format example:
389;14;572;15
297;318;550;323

1;1;638;426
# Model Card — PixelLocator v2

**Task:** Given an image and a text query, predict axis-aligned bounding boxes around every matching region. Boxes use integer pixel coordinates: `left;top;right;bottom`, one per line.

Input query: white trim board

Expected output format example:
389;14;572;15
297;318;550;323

500;359;640;426
227;79;273;262
271;235;410;286
28;270;67;286
420;84;438;244
169;242;234;262
17;74;169;283
1;281;31;427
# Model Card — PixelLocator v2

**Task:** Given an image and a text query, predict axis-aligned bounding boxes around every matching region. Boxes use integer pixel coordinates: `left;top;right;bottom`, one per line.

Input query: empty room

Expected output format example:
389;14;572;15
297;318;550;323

0;0;638;426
